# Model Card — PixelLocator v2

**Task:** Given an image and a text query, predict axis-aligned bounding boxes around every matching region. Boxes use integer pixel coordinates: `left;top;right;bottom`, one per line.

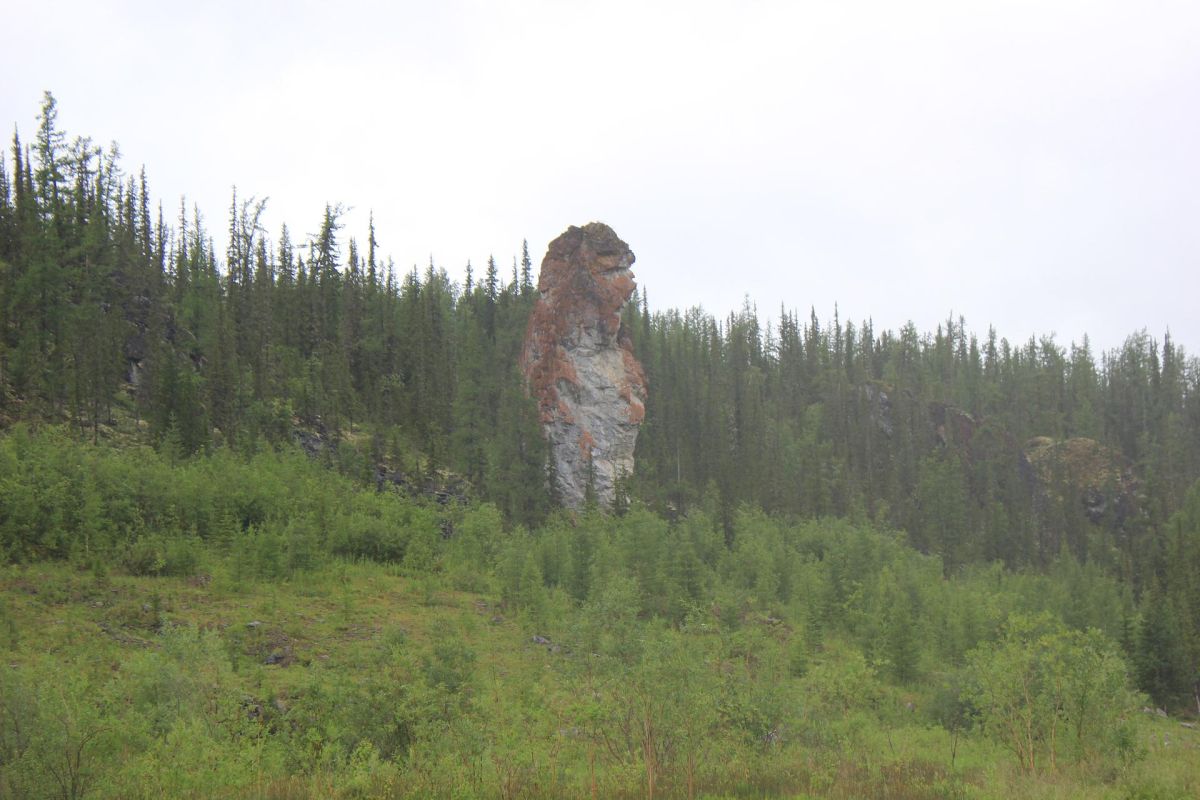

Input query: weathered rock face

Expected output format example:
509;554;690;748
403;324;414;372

1024;436;1140;525
521;223;647;509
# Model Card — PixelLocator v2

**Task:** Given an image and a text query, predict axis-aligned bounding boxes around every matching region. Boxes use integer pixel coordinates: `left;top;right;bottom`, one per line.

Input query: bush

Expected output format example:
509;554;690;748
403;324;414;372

328;511;408;563
0;663;125;799
123;535;200;577
963;612;1142;771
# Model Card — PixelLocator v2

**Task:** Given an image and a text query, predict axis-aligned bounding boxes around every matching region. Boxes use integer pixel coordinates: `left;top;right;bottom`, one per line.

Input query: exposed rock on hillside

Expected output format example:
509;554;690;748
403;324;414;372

861;382;894;437
1024;436;1139;524
521;223;647;509
929;401;981;450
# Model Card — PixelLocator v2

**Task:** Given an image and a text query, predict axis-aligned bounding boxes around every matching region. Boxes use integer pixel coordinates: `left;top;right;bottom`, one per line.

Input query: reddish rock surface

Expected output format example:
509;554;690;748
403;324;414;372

521;223;647;508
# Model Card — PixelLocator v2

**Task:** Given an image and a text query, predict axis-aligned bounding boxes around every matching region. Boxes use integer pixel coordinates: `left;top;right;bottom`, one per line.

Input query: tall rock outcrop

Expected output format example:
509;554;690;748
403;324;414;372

521;223;647;509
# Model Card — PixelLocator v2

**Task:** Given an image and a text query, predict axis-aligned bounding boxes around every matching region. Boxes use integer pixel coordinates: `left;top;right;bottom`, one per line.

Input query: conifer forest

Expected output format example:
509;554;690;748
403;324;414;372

1;93;1198;799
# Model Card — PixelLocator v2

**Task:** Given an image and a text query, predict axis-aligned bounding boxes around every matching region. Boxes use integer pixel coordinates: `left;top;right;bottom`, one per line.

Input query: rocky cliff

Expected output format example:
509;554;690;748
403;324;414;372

521;223;647;509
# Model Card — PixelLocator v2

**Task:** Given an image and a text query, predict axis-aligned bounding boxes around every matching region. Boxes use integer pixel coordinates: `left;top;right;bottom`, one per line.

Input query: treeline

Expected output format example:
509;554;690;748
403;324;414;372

628;301;1200;577
5;94;1198;531
0;93;549;525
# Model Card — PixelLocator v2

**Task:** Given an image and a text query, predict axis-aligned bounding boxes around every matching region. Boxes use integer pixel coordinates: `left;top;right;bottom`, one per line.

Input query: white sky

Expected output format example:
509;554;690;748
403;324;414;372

4;0;1199;354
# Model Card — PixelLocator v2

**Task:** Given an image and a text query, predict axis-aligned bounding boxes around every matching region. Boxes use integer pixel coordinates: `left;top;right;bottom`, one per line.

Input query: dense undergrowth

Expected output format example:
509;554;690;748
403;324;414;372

2;427;1198;799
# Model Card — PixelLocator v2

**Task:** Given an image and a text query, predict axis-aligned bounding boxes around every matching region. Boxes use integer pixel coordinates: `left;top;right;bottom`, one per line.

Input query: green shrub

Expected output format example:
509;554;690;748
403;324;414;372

328;511;408;562
122;535;200;577
963;612;1142;772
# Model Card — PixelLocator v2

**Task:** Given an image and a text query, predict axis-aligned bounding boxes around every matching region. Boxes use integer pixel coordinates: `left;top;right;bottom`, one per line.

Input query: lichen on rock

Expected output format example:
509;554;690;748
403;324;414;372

520;223;647;509
1024;436;1139;524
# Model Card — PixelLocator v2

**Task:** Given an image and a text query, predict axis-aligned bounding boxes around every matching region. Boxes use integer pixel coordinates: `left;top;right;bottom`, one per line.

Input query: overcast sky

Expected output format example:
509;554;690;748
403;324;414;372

4;0;1198;354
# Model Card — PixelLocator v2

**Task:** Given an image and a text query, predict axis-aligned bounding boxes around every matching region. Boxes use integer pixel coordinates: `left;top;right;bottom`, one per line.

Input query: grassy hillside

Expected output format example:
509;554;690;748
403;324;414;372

2;430;1198;799
3;559;1198;799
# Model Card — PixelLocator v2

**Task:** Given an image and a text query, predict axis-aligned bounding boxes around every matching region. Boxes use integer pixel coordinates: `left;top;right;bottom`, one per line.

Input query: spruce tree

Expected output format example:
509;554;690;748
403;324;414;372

520;238;533;293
